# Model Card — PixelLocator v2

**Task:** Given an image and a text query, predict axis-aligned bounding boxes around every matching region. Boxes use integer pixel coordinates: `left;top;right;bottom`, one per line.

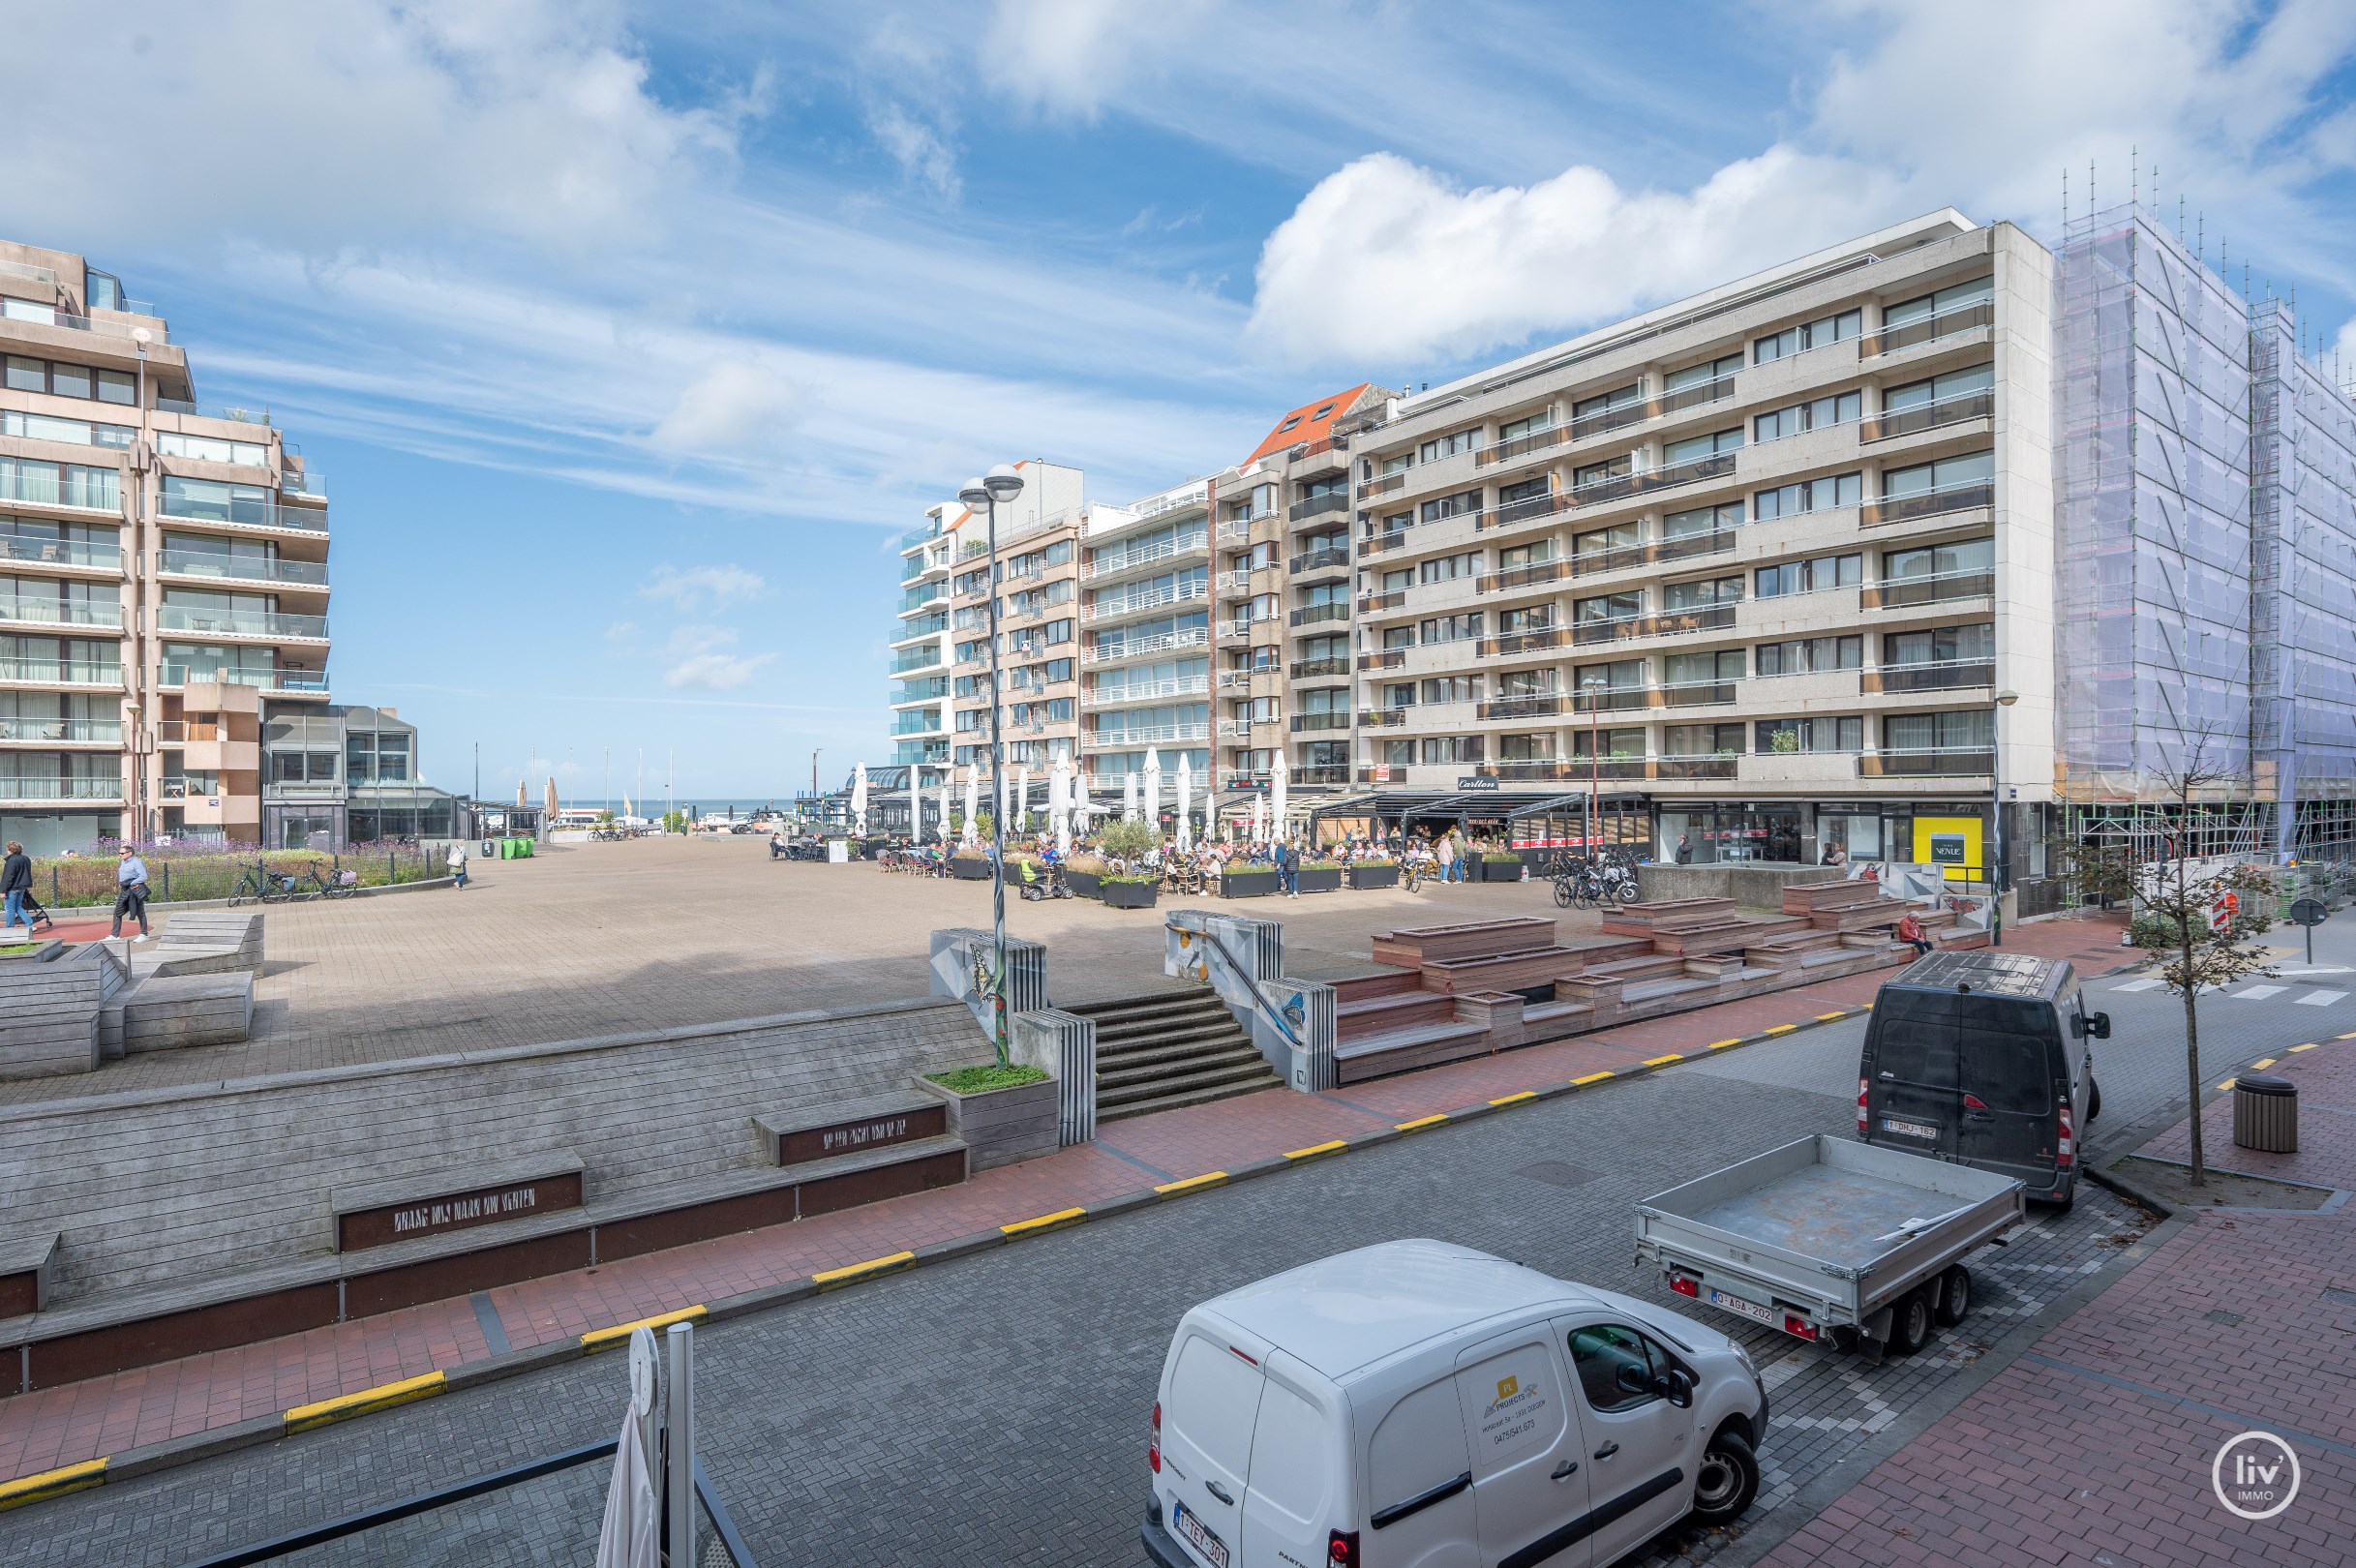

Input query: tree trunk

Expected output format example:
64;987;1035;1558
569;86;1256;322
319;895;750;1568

2179;855;2205;1185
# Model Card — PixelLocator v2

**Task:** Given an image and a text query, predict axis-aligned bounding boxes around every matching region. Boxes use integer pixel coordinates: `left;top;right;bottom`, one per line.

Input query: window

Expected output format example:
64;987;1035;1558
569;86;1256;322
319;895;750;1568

1250;592;1281;621
1042;657;1073;684
157;432;270;467
1756;715;1863;752
1246;1381;1331;1530
1420;675;1478;704
1664;353;1741;393
1042;618;1073;645
1884;364;1993;413
1418;427;1484;463
1300;687;1348;716
1754;553;1860;596
2;356;133;404
1300;635;1347;662
1575;383;1643;418
1312;402;1336;420
1574;522;1640;558
1663;428;1742;465
1574;454;1632;490
1575;659;1644;694
1383;682;1415;709
1884;709;1994;750
1498;733;1556;761
1275;413;1302;435
1495;475;1551;514
1574;589;1641;623
1755;635;1861;675
1663;722;1743;756
1883;537;1993;580
1571;727;1645;761
1298;582;1347;610
1496;540;1553;570
1382;625;1414;651
1421;735;1484;764
1381;566;1412;593
1238;696;1280;724
1419;488;1482;524
1661;502;1741;541
1383;738;1413;766
1420;613;1483;645
6;461;120;512
1754;472;1862;519
1569;1324;1662;1412
1665;650;1741;685
1883;276;1993;327
1881;450;1993;498
1885;623;1994;665
1752;309;1861;363
1419;552;1477;585
346;731;413;783
1495;667;1556;697
1754;390;1861;441
2;411;135;448
1662;575;1741;610
1497;410;1550;442
1497;605;1553;633
269;749;338;783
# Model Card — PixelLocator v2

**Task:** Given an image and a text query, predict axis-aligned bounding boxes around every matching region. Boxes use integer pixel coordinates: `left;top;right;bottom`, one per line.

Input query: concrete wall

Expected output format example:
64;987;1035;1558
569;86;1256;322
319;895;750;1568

1638;862;1848;909
0;998;989;1308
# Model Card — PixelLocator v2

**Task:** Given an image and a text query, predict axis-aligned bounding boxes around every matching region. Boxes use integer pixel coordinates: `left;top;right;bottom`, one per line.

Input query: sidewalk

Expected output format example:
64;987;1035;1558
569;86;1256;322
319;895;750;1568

1762;1021;2356;1566
0;915;2136;1492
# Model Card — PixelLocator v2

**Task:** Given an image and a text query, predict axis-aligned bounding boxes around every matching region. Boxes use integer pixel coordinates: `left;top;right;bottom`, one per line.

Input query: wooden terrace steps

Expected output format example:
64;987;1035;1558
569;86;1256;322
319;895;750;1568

1337;990;1461;1042
1334;1019;1495;1083
1068;991;1283;1122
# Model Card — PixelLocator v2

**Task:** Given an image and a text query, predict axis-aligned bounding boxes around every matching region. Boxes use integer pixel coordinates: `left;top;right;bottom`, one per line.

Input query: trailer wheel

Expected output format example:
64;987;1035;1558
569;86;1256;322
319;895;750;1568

1888;1289;1933;1355
1933;1265;1972;1327
1688;1429;1759;1525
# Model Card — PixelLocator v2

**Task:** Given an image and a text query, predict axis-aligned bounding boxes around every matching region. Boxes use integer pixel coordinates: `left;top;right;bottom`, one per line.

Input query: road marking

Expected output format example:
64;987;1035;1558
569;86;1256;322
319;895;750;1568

0;1457;106;1513
1644;1053;1683;1066
1815;1010;1849;1021
2251;1059;2277;1070
1154;1171;1227;1196
1571;1070;1615;1085
1284;1138;1349;1159
1485;1092;1536;1107
2290;1043;2319;1053
1394;1113;1449;1132
1706;1038;1743;1049
2217;1078;2238;1091
1765;1024;1798;1036
287;1371;445;1433
1000;1207;1087;1237
2111;978;2163;992
2296;989;2346;1007
582;1305;708;1350
813;1252;915;1291
2232;984;2286;1000
2341;1031;2356;1040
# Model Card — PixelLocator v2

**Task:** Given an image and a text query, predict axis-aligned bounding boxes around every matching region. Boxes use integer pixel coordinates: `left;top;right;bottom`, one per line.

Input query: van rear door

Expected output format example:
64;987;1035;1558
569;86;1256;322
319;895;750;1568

1954;1000;2062;1187
1239;1353;1340;1568
1358;1374;1480;1567
1162;1329;1265;1568
1865;992;1962;1155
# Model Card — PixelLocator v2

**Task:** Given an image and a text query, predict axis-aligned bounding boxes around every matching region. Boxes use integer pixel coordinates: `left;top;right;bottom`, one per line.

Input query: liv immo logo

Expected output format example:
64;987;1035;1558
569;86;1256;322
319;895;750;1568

2212;1431;2301;1521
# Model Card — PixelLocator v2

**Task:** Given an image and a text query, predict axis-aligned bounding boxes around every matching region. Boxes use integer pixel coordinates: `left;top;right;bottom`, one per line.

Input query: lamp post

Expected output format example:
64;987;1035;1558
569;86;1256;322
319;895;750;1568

959;465;1025;1068
1582;674;1606;854
1992;688;2019;947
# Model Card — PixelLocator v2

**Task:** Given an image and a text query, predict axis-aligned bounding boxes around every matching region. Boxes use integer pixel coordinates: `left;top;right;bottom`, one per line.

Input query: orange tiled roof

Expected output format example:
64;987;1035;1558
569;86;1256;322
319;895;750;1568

1244;384;1372;466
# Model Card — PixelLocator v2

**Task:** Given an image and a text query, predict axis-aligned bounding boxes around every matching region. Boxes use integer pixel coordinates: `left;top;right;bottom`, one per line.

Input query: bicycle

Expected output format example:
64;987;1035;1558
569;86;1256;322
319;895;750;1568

1402;859;1430;893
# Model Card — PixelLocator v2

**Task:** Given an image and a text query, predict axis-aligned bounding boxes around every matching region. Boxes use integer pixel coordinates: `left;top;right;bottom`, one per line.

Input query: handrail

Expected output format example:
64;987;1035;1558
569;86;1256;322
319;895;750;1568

696;1455;761;1568
1195;920;1301;1047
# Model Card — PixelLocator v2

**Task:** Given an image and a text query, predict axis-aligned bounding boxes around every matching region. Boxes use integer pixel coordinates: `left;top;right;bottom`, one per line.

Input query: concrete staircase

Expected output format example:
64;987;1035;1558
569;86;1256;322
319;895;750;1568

1070;990;1283;1122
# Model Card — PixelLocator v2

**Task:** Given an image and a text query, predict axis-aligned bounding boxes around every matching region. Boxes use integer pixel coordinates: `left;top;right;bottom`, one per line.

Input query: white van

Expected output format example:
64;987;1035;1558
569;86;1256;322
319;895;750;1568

1141;1240;1768;1568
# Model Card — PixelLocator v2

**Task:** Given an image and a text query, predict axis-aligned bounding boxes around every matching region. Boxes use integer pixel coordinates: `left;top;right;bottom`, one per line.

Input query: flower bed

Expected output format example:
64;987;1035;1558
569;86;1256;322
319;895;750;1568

1480;855;1526;883
25;842;449;907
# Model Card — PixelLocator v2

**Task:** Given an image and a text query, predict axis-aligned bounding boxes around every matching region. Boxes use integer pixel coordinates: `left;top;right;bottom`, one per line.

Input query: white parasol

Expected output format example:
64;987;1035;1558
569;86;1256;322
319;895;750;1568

1272;760;1288;846
1144;746;1163;837
1123;770;1138;824
1050;749;1072;857
964;767;980;846
940;769;954;845
851;763;868;836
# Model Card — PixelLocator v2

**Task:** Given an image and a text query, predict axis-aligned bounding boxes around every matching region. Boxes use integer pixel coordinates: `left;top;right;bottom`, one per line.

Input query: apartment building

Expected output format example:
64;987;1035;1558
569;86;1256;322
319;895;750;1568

1079;473;1222;787
1340;213;2054;873
0;239;331;853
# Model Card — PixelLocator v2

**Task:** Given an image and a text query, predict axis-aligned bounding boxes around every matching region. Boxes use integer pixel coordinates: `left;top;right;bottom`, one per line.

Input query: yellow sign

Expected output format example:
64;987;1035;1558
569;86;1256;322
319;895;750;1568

1913;815;1984;882
1495;1374;1520;1402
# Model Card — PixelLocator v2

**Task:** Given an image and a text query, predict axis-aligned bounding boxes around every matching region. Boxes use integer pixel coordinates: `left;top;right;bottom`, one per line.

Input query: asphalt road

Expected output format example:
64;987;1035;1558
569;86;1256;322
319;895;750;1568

7;909;2351;1568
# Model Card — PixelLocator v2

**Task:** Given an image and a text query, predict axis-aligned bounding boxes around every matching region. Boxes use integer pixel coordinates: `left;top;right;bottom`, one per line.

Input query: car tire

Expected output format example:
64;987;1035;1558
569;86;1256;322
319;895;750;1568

1934;1264;1972;1327
2086;1076;2102;1123
1689;1428;1759;1525
1888;1288;1933;1355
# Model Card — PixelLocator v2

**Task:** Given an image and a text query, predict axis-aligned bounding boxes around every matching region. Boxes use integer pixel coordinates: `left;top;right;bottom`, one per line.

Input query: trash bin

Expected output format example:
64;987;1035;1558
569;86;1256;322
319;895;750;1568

2233;1072;2298;1154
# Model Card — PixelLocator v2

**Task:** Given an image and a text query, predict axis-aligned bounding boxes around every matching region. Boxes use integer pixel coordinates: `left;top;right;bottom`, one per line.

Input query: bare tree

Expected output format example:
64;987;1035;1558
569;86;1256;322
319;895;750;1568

2045;825;2138;912
2134;735;2279;1185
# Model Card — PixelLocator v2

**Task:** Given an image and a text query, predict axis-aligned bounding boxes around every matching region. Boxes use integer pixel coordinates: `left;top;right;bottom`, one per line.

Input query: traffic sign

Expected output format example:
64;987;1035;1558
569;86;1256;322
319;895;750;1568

2290;897;2327;926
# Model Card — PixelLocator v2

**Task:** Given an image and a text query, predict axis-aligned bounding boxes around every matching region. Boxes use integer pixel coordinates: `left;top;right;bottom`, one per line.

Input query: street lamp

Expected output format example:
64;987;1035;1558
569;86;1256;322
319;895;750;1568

1581;674;1607;856
1992;688;2019;947
959;464;1024;1068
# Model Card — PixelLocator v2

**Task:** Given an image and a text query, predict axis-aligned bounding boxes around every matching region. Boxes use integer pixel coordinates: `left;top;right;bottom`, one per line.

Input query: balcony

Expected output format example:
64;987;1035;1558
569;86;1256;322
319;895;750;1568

1362;528;1414;556
1082;625;1210;665
1861;389;1995;443
1857;748;1994;777
891;645;948;676
1570;399;1649;440
894;613;950;642
280;468;326;500
1289;656;1349;680
0;717;121;743
897;521;941;550
1218;616;1279;640
0;776;124;801
1220;667;1274;688
1478;558;1572;593
0;467;119;513
1288;546;1349;575
1356;589;1405;616
1359;709;1409;727
1476;492;1569;532
1863;660;1995;694
1081;530;1207;581
1082;576;1208;622
1861;300;1994;358
1569;451;1737;510
1860;569;1994;609
1083;674;1210;707
1289;603;1349;628
891;712;945;737
1653;756;1741;781
0;598;122;630
1481;626;1568;655
1859;481;1995;528
895;676;950;702
0;536;121;571
1289;711;1350;733
1572;603;1737;647
156;549;328;587
1475;423;1567;468
1217;718;1256;739
156;663;328;696
157;606;330;641
1082;721;1208;749
1570;686;1652;712
898;583;949;614
1649;376;1737;420
1286;493;1349;524
1359;471;1408;498
158;491;325;532
0;658;120;687
4;305;166;345
1657;679;1739;708
1476;695;1563;721
156;399;270;426
1358;649;1405;672
1297;766;1349;786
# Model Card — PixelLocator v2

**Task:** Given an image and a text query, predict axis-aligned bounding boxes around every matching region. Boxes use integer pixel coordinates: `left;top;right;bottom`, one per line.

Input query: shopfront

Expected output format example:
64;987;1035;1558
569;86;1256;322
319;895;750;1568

1653;800;1991;869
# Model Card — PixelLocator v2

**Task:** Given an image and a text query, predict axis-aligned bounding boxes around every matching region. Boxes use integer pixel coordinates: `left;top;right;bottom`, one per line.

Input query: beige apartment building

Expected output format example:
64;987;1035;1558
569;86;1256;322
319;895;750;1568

1338;212;2054;868
0;239;331;854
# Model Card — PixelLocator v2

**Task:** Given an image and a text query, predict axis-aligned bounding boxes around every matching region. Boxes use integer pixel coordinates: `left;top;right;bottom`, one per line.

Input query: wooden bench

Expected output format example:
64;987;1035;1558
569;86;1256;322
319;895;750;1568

753;1089;948;1167
0;1232;58;1315
111;974;255;1053
151;910;263;978
331;1152;587;1253
0;944;123;1080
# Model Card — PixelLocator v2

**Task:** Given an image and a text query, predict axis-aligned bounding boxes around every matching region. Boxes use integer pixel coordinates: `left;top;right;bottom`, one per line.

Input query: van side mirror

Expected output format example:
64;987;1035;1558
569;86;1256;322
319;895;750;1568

2088;1011;2111;1040
1658;1371;1694;1408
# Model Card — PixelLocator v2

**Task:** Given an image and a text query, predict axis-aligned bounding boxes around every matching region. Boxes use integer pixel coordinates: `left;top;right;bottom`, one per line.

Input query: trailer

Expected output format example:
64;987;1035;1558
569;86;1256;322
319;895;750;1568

1635;1134;2026;1362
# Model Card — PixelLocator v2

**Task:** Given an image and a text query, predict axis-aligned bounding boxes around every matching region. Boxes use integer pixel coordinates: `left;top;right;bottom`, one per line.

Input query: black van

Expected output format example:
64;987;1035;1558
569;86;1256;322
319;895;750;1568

1858;952;2108;1206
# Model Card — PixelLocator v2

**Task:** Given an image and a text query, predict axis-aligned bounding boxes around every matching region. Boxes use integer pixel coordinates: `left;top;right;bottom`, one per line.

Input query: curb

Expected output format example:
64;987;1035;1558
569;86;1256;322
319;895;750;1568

0;998;1886;1511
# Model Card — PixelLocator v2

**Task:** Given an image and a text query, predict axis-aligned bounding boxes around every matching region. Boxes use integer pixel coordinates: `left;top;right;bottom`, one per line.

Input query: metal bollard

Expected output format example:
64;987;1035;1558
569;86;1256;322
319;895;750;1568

2233;1073;2297;1154
665;1321;695;1568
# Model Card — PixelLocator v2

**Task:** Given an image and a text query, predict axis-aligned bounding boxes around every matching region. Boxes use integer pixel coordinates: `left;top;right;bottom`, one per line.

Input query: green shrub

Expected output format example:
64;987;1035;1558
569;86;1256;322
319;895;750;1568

1484;854;1523;864
1102;873;1160;886
926;1064;1048;1094
2130;912;2190;949
1098;820;1160;861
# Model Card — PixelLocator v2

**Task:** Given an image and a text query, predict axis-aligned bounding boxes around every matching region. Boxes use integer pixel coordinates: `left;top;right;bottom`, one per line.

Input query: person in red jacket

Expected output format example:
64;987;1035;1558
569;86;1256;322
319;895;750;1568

1895;911;1933;957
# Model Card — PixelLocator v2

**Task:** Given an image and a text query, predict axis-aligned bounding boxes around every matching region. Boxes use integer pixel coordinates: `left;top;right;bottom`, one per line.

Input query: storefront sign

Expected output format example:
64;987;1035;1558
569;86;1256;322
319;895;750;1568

1457;776;1499;791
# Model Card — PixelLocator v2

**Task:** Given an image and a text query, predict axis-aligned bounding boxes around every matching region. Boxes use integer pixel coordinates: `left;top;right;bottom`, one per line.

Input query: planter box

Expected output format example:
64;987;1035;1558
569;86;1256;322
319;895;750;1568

1221;870;1282;899
1296;867;1343;894
1064;869;1102;899
1481;859;1527;883
1101;879;1160;909
1346;863;1400;890
917;1071;1059;1171
950;859;993;881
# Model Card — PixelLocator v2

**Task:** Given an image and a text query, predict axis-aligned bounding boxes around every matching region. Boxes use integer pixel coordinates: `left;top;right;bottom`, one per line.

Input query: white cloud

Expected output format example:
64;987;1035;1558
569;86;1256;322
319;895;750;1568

980;0;1210;117
649;362;806;456
604;619;639;645
867;101;963;198
664;650;779;690
642;565;768;611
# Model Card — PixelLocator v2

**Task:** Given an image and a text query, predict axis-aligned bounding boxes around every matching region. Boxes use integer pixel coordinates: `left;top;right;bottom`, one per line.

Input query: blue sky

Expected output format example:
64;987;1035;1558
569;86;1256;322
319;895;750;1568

8;0;2356;798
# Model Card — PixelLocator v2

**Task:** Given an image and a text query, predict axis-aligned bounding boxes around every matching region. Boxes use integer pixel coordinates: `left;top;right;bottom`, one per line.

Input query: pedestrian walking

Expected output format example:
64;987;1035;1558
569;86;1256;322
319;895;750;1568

1279;838;1301;898
1;841;31;936
1894;911;1932;957
447;839;469;890
1675;833;1694;865
111;845;152;941
1436;829;1457;884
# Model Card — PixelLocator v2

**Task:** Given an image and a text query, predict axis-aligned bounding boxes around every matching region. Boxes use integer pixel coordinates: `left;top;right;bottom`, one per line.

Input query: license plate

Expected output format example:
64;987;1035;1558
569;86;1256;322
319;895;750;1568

1881;1116;1939;1140
1707;1287;1778;1327
1171;1499;1230;1568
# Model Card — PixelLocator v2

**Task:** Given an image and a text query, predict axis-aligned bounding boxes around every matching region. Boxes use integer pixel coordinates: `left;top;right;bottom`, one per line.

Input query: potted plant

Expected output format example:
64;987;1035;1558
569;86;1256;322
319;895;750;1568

949;847;993;881
1296;860;1344;893
1063;852;1107;900
1347;858;1400;890
1220;863;1282;898
1482;853;1525;882
919;1062;1058;1171
1101;873;1160;909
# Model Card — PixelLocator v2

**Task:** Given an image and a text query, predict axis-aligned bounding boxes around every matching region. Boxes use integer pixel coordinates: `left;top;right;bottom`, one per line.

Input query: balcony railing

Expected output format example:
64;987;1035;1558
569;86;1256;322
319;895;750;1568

0;467;120;512
0;658;120;686
1284;656;1345;681
0;536;121;570
156;398;271;426
1476;423;1566;467
1863;660;1995;694
1859;481;1995;527
1081;530;1207;580
1286;493;1349;523
157;663;328;694
1476;695;1563;721
7;306;167;345
0;717;121;742
280;468;326;500
1361;528;1416;555
1570;450;1737;509
1082;577;1208;621
1862;299;1994;358
1082;625;1210;664
1476;491;1569;532
1857;747;1995;776
1298;766;1348;786
1653;756;1741;780
1216;718;1255;739
1860;569;1994;609
0;776;124;800
1570;398;1649;440
156;549;328;587
1483;626;1568;655
158;492;325;531
1570;686;1652;712
1219;667;1270;688
898;584;948;613
897;521;941;550
1359;709;1408;727
0;598;122;629
1082;721;1208;748
157;606;330;640
1289;603;1349;627
1082;675;1209;707
1650;376;1737;419
1356;589;1405;615
1216;570;1254;594
896;676;950;701
1564;526;1740;581
891;713;944;737
891;646;947;675
1358;648;1406;671
1289;711;1350;733
1570;602;1737;646
1360;471;1408;498
1288;546;1349;574
1478;558;1571;593
1861;389;1995;443
1657;679;1739;708
895;614;950;641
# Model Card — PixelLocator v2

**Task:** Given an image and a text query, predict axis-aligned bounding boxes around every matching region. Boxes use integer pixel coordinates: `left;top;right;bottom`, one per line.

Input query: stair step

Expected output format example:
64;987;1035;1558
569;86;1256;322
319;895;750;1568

1098;1043;1263;1088
1099;1058;1280;1106
1097;1019;1245;1053
1068;991;1223;1022
1098;1075;1281;1123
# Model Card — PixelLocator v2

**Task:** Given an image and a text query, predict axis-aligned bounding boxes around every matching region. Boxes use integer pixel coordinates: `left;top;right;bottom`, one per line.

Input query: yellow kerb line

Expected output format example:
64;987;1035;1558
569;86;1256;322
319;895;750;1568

1000;1207;1087;1237
2217;1078;2238;1091
1571;1070;1615;1085
1395;1113;1449;1132
1815;1010;1850;1021
1706;1039;1743;1050
0;1457;106;1513
1486;1092;1537;1106
287;1371;445;1432
1284;1139;1349;1159
2339;1031;2356;1040
1765;1025;1798;1036
812;1251;915;1290
1155;1171;1227;1196
2289;1043;2319;1053
1644;1053;1683;1067
581;1305;707;1351
2251;1059;2277;1070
